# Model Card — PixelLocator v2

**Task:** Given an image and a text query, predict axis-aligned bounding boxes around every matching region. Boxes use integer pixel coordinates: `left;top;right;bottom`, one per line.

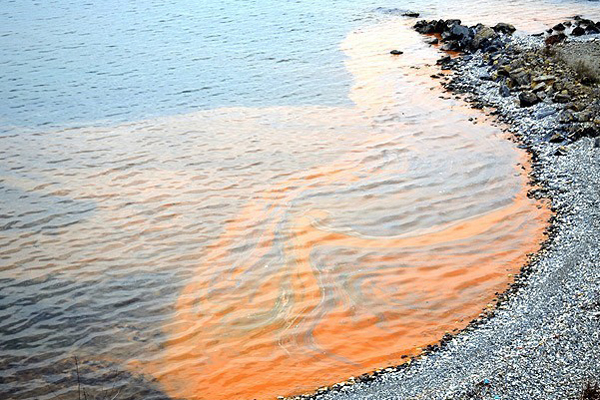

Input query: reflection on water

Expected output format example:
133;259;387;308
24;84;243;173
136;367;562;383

4;1;600;399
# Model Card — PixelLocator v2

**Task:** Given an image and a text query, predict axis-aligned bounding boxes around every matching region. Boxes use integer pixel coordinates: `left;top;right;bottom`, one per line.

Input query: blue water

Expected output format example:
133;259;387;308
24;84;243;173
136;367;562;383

3;0;600;129
1;0;376;128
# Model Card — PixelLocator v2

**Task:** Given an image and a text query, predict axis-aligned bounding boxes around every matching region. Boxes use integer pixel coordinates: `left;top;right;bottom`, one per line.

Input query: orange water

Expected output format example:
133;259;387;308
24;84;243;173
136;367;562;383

129;20;548;399
1;12;567;400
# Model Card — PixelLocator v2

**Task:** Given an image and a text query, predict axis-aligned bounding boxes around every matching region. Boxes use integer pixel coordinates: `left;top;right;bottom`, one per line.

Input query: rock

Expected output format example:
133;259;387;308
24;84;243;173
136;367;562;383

554;93;572;103
535;107;556;119
574;111;593;122
585;24;600;34
390;50;404;55
572;26;586;36
549;133;564;143
532;82;547;92
575;125;600;138
595;137;600;148
558;110;574;123
479;72;492;81
493;23;516;35
510;69;531;86
437;55;452;65
554;146;568;156
471;25;497;50
499;84;511;97
425;37;439;45
402;11;420;18
519;91;539;107
445;19;462;28
545;33;567;46
414;20;436;34
441;40;461;51
449;23;471;40
533;75;557;82
552;23;566;31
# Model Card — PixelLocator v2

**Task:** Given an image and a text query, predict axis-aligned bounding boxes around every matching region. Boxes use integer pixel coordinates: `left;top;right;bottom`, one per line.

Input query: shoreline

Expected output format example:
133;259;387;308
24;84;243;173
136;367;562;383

283;17;600;400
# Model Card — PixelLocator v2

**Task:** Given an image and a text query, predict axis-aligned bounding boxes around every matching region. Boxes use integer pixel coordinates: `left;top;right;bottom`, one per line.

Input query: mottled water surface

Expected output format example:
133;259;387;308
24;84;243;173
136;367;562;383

1;1;599;400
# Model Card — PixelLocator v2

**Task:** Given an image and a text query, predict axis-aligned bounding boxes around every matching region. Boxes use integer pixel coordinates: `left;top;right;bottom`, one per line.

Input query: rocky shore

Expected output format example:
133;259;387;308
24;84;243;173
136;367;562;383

283;16;600;400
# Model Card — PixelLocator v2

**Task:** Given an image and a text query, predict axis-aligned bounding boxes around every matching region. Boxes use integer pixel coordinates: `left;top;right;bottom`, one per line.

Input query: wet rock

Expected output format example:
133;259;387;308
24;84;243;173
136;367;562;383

552;23;566;31
519;91;540;107
493;22;516;35
441;40;461;51
425;37;439;45
437;55;452;65
572;26;586;36
549;133;564;143
402;11;420;18
390;50;404;55
414;20;437;34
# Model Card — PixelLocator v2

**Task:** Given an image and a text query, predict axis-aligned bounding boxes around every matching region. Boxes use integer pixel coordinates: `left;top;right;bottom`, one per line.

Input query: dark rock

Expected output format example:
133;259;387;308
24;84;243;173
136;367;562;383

471;25;497;50
425;37;439;45
390;50;404;55
441;40;461;51
595;137;600;148
572;26;586;36
554;146;568;156
510;69;531;86
493;23;516;35
549;133;564;143
499;84;511;97
445;19;462;28
414;20;436;34
449;23;471;40
575;125;600;138
552;23;566;31
545;33;567;46
519;91;539;107
585;24;600;34
402;11;420;18
436;55;452;65
554;93;572;103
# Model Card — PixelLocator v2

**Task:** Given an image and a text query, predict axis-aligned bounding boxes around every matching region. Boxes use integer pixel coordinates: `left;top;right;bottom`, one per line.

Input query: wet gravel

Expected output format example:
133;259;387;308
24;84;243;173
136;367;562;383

291;29;600;400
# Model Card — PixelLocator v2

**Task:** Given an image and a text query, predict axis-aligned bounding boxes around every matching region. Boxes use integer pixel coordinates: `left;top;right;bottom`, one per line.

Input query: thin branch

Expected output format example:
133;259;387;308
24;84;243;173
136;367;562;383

74;356;81;400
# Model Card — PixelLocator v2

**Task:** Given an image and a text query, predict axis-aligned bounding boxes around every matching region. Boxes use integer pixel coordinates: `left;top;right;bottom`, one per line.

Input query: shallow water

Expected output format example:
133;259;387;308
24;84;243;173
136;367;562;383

1;1;599;400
